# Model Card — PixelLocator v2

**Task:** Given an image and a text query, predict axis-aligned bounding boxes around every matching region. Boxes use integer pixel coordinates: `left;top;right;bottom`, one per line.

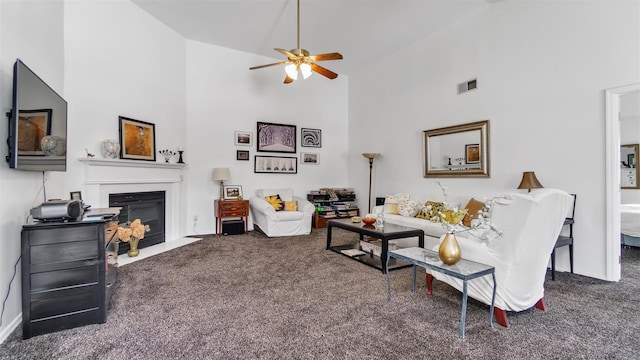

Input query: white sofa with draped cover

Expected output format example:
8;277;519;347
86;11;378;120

425;188;573;327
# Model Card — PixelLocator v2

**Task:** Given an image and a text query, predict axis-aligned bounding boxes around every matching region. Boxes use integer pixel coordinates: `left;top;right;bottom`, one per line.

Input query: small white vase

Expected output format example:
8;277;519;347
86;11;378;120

101;140;120;158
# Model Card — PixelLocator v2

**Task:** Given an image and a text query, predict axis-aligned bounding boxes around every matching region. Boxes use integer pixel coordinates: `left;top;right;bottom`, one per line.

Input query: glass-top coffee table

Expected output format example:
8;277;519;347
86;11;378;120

385;247;496;339
326;219;425;273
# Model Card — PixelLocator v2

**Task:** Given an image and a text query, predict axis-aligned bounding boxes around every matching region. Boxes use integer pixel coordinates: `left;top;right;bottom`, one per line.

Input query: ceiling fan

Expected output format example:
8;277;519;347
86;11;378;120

249;0;343;84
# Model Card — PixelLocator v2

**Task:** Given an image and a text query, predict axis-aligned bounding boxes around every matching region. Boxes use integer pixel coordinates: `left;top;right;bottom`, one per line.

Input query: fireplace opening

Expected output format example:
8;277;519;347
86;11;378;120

109;191;165;255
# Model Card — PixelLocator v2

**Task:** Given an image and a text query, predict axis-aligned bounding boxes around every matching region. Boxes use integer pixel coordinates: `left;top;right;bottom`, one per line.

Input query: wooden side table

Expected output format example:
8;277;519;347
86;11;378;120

214;199;249;235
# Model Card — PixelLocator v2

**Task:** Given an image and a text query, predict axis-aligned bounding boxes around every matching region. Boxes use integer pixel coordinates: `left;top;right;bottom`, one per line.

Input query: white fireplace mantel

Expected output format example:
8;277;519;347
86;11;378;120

79;157;187;243
78;157;187;169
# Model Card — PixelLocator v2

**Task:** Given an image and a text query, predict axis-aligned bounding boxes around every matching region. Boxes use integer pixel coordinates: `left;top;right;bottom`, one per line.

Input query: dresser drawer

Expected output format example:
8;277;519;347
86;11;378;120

220;203;245;211
31;239;98;265
219;201;248;215
30;285;100;320
222;210;248;217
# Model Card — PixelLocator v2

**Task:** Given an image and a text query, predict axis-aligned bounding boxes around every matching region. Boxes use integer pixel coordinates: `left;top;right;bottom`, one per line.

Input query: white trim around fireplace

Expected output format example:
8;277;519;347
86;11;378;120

79;158;188;245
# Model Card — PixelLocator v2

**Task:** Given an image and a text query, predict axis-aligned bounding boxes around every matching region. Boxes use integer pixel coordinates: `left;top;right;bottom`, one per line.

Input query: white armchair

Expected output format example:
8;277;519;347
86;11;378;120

425;188;573;328
249;188;315;237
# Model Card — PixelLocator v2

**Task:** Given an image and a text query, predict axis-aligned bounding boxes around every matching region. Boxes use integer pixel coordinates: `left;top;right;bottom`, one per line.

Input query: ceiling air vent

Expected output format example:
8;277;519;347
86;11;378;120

457;78;477;95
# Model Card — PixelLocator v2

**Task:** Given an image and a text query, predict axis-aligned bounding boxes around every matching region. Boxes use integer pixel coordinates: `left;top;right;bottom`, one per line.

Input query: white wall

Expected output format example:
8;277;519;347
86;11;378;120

348;1;640;280
63;0;187;201
0;0;66;342
185;40;349;235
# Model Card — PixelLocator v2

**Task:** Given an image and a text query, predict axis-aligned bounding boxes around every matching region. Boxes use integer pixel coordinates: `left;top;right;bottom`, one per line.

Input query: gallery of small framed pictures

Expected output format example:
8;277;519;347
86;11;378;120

234;125;321;171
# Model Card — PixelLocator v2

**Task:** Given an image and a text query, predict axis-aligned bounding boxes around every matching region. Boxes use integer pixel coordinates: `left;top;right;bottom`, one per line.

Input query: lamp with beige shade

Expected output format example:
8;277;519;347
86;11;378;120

212;167;231;200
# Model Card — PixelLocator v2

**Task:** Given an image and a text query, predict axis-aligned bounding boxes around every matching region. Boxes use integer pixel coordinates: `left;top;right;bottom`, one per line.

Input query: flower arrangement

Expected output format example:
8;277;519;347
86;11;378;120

435;181;506;240
117;219;150;257
432;182;508;265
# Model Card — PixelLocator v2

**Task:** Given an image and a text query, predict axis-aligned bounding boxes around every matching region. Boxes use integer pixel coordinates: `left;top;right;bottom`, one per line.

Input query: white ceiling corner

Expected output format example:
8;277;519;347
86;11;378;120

131;0;491;75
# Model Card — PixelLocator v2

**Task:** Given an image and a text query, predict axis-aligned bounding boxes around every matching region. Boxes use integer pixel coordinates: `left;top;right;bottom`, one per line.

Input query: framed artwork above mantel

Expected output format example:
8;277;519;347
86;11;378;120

119;116;156;161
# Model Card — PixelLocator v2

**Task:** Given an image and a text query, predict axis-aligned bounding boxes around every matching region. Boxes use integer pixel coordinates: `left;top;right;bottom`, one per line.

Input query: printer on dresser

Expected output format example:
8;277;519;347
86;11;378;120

20;209;120;339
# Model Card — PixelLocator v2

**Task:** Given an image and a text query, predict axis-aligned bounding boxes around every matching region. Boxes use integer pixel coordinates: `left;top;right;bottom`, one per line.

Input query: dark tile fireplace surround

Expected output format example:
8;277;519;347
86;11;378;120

109;191;165;255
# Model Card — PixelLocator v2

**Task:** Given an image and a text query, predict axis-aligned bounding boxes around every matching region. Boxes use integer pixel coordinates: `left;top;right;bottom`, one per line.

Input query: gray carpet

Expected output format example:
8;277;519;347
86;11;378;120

2;228;639;359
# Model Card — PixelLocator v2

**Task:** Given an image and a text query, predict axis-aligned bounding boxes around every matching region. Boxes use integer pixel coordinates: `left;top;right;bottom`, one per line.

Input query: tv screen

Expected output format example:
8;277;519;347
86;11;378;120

7;59;68;171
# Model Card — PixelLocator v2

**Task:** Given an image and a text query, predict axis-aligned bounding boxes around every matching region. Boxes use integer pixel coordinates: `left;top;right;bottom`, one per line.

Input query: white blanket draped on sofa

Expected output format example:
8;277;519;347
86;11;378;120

427;188;572;327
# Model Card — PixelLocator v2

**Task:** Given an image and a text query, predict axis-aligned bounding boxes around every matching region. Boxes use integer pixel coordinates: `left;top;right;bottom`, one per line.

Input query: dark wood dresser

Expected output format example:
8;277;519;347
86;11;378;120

214;199;249;235
21;214;119;339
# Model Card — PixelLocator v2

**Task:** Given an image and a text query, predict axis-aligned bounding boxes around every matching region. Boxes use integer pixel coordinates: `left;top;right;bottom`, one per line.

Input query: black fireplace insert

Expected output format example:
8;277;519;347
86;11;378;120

109;191;165;255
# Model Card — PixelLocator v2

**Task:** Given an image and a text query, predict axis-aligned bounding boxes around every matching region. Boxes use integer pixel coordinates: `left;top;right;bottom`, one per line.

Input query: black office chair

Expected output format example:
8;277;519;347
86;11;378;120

551;194;576;281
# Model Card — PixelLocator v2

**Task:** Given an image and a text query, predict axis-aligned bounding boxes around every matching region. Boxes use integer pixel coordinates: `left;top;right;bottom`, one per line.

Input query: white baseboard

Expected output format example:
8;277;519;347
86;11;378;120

118;237;201;266
0;313;22;344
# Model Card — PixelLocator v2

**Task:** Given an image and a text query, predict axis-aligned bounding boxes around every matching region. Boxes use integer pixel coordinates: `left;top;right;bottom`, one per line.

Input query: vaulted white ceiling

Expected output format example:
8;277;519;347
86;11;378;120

131;0;494;76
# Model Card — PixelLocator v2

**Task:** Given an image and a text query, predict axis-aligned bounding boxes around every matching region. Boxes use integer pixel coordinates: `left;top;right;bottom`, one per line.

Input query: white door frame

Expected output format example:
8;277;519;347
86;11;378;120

605;82;640;281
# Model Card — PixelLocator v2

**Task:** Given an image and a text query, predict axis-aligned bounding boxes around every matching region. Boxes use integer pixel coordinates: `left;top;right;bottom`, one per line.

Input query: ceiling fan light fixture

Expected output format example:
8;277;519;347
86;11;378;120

285;63;298;80
249;0;342;84
300;63;312;79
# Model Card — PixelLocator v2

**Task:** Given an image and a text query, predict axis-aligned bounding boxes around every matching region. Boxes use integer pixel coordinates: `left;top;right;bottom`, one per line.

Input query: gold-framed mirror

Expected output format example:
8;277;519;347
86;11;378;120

621;143;639;189
423;120;490;178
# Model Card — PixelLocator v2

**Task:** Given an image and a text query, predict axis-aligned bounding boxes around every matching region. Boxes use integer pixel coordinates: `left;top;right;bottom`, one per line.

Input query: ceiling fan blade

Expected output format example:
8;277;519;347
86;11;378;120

311;63;338;79
309;52;343;62
274;48;297;58
249;61;287;70
284;75;295;84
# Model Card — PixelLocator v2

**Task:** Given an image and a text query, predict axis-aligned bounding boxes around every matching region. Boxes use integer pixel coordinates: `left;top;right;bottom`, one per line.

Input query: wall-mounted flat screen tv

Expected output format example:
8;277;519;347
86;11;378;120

7;59;68;171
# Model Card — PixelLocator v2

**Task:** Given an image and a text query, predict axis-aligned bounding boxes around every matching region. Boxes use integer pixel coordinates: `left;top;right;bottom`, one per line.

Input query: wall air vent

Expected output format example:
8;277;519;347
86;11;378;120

457;78;477;95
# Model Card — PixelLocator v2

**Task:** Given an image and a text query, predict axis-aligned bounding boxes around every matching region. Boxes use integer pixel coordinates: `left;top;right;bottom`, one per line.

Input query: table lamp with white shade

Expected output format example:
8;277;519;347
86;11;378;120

212;167;231;200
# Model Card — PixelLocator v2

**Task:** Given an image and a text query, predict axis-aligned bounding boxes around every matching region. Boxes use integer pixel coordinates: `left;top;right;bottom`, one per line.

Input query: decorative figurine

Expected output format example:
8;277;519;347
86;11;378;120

158;149;175;163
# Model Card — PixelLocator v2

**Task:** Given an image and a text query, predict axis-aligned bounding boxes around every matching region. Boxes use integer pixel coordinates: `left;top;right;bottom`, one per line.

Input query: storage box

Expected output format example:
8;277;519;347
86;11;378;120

222;219;245;235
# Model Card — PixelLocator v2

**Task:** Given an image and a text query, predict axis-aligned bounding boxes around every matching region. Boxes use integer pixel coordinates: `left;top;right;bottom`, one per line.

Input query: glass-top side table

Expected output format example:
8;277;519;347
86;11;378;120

385;247;496;339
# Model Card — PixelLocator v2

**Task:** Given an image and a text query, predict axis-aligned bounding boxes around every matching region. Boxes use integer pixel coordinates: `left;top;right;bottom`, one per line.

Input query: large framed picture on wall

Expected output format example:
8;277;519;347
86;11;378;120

256;122;296;153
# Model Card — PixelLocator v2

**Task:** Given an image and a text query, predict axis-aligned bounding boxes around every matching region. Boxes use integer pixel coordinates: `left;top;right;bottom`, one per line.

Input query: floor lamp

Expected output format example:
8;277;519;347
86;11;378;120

362;153;380;212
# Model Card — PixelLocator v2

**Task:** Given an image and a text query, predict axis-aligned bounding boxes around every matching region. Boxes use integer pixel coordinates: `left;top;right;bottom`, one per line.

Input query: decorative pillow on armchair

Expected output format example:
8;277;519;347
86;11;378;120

284;201;298;211
265;194;284;211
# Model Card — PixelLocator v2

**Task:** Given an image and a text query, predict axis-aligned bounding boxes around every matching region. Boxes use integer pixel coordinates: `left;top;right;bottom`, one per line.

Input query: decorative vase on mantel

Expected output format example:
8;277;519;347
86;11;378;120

101;140;120;158
438;233;461;265
127;237;140;257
